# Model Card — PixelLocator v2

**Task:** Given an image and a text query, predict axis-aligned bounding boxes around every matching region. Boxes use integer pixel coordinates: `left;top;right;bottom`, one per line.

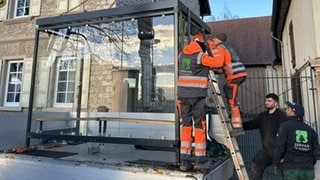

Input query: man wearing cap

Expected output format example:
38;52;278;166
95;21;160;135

206;33;247;136
177;29;224;171
273;102;320;180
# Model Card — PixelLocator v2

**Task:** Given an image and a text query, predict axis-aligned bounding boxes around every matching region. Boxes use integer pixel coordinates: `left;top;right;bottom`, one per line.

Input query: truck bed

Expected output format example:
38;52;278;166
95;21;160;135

0;142;234;180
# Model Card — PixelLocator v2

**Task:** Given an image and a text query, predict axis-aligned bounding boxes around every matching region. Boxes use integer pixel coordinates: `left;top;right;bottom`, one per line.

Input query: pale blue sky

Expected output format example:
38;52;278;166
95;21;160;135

207;0;273;20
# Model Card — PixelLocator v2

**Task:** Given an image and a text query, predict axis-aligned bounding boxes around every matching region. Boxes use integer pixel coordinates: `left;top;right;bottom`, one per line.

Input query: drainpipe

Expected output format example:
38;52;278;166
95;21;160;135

270;32;283;71
270;32;289;101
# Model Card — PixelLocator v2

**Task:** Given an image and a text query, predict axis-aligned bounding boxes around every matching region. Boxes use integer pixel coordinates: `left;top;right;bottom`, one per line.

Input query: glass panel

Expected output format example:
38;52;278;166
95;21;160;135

16;84;21;91
16;0;30;17
66;93;74;103
8;83;15;92
68;71;76;80
59;60;69;71
6;62;22;104
38;15;175;112
24;7;29;16
6;94;14;102
16;9;23;17
56;93;65;103
67;82;75;91
18;63;23;71
34;13;176;139
10;63;17;72
55;58;76;105
69;60;76;70
57;82;67;91
17;73;23;81
103;16;175;113
17;0;23;7
15;93;20;102
58;71;67;80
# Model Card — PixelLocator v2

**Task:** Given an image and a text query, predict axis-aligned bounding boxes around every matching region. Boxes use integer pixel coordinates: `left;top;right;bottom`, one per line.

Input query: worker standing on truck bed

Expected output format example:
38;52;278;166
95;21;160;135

177;28;224;171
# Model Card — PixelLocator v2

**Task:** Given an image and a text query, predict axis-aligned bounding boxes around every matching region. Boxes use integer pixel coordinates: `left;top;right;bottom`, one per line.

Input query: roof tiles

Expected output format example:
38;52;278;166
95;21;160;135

207;16;275;65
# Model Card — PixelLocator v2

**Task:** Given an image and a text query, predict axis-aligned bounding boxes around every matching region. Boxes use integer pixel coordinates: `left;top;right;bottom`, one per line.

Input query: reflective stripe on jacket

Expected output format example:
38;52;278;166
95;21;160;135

217;44;247;82
211;44;247;82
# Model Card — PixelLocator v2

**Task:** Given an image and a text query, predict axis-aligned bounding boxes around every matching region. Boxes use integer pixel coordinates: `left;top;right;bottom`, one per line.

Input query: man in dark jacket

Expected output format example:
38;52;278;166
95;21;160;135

242;93;287;180
273;102;320;180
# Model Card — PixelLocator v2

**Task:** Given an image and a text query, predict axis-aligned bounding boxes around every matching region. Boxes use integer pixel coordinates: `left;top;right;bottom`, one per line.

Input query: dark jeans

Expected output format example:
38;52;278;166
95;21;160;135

251;150;277;180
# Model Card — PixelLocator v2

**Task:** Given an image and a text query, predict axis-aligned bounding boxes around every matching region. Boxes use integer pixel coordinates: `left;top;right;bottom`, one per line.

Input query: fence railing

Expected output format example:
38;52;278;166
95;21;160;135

231;66;318;179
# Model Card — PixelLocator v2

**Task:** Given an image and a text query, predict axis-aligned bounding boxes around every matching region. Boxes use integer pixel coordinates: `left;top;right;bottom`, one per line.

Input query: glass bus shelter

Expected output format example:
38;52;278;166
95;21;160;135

26;0;211;164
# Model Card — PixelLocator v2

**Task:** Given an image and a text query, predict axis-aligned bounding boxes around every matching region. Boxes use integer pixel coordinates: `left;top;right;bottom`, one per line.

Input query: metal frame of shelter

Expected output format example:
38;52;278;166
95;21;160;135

25;0;211;164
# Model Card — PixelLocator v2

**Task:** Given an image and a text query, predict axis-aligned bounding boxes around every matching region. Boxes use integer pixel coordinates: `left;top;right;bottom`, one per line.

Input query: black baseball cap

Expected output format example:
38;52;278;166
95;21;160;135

286;101;304;117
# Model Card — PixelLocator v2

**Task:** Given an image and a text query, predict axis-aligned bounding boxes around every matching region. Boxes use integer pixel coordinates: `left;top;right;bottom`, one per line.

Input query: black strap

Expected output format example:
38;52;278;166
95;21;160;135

201;29;213;57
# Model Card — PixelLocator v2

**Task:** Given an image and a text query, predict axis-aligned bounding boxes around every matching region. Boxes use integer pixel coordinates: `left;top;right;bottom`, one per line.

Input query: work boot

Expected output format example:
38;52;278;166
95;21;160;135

180;159;194;171
231;116;242;128
230;127;245;137
194;156;209;170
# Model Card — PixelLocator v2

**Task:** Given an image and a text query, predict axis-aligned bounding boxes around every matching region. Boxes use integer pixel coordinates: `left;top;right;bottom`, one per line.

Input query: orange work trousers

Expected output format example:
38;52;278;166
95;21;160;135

224;77;246;128
178;97;206;157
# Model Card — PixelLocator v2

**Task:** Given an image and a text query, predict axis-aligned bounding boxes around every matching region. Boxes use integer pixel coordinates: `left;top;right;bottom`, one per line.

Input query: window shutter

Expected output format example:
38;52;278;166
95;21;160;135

30;0;41;16
56;0;68;14
69;0;82;12
0;1;8;21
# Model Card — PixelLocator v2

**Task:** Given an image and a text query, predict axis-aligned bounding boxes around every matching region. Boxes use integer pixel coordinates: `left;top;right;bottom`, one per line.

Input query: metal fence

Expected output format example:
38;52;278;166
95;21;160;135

226;66;319;179
227;66;319;132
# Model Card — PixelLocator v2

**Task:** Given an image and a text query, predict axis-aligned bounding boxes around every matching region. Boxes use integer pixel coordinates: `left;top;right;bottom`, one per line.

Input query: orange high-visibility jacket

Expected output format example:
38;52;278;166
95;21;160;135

177;41;209;98
178;41;227;98
207;41;247;82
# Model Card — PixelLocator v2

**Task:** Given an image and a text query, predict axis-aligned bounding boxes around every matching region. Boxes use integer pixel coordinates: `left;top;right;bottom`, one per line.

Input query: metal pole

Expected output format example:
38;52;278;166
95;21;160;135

76;33;84;133
310;67;318;133
187;8;191;43
25;29;40;147
175;10;181;165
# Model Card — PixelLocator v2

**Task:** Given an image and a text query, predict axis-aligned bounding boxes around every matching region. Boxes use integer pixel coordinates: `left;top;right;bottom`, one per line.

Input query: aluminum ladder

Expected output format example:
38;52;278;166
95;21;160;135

207;70;249;180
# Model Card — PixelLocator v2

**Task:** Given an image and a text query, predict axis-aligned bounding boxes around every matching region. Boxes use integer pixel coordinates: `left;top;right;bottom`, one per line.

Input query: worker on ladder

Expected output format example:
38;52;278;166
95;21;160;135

177;28;224;171
207;33;247;136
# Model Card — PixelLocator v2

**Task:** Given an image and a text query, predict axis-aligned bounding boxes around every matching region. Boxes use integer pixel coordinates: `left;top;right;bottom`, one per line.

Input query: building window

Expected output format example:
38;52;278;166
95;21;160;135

54;58;76;107
0;0;41;21
14;0;30;18
4;61;23;106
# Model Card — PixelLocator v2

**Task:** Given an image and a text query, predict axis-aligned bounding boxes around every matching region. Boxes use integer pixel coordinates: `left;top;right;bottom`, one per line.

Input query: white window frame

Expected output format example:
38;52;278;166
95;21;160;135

53;57;76;108
14;0;30;18
4;60;23;107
